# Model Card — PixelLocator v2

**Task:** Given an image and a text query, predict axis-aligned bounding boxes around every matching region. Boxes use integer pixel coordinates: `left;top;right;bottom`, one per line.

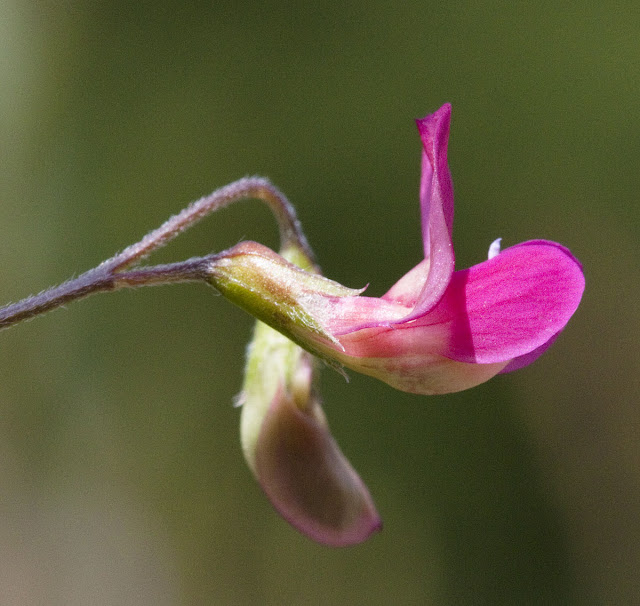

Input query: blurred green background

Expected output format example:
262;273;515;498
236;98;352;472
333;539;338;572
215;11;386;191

1;2;639;604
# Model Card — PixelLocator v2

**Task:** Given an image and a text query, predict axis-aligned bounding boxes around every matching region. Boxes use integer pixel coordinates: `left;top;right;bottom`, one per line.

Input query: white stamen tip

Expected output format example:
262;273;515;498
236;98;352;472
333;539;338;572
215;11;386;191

488;238;502;259
232;392;246;408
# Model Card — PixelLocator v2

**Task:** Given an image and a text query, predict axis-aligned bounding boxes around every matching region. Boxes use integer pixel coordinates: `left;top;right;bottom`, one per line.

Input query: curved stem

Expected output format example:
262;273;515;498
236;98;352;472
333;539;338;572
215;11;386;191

104;176;313;272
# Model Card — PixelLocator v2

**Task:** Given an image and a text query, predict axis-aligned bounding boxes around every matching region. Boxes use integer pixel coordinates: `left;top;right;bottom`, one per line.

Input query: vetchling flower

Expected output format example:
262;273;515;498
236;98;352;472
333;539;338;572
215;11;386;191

208;103;585;396
236;245;381;547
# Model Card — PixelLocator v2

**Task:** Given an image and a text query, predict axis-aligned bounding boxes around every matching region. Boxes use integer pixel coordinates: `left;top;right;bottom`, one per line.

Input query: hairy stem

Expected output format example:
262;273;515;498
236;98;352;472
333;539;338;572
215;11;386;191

103;176;313;272
0;176;312;331
0;256;214;331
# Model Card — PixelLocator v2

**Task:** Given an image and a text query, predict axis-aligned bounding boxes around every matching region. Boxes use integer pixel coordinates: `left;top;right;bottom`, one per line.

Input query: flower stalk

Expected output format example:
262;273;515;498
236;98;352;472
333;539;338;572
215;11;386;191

0;177;308;331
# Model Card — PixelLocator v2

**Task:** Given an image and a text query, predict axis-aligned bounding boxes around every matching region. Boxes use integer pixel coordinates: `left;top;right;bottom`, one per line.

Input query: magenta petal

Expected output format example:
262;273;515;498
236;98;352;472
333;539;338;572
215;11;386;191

416;103;455;240
429;240;585;363
254;391;382;547
399;104;456;321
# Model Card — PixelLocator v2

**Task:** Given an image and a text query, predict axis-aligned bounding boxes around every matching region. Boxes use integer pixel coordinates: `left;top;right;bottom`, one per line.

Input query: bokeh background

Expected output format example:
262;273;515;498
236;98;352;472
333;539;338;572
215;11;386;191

1;2;639;604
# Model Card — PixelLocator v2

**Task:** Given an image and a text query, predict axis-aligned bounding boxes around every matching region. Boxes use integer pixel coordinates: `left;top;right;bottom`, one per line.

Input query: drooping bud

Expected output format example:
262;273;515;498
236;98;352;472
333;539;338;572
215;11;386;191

233;244;381;546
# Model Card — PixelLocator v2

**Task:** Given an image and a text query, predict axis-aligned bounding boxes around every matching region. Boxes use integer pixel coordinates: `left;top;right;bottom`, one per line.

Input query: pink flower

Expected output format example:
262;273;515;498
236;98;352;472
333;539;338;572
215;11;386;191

210;104;584;396
320;103;584;393
208;104;584;546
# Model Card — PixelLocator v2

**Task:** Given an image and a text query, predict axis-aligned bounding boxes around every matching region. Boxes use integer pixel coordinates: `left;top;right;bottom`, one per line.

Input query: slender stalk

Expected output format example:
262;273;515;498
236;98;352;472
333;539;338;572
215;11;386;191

0;256;214;331
0;176;313;331
113;256;212;287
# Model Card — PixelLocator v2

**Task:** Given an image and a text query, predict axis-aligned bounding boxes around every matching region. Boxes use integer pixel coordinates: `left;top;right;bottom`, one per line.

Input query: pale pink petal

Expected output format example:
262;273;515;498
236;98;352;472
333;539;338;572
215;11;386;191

324;295;408;335
254;390;382;547
336;328;508;395
382;259;430;306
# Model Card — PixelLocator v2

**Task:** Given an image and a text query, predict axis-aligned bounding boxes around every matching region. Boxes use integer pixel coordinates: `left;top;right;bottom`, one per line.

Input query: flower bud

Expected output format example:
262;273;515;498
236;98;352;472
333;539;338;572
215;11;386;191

234;246;381;546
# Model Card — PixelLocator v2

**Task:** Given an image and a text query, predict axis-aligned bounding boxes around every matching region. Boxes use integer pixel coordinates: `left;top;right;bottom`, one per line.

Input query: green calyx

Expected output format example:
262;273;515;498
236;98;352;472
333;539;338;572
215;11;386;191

206;241;361;368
